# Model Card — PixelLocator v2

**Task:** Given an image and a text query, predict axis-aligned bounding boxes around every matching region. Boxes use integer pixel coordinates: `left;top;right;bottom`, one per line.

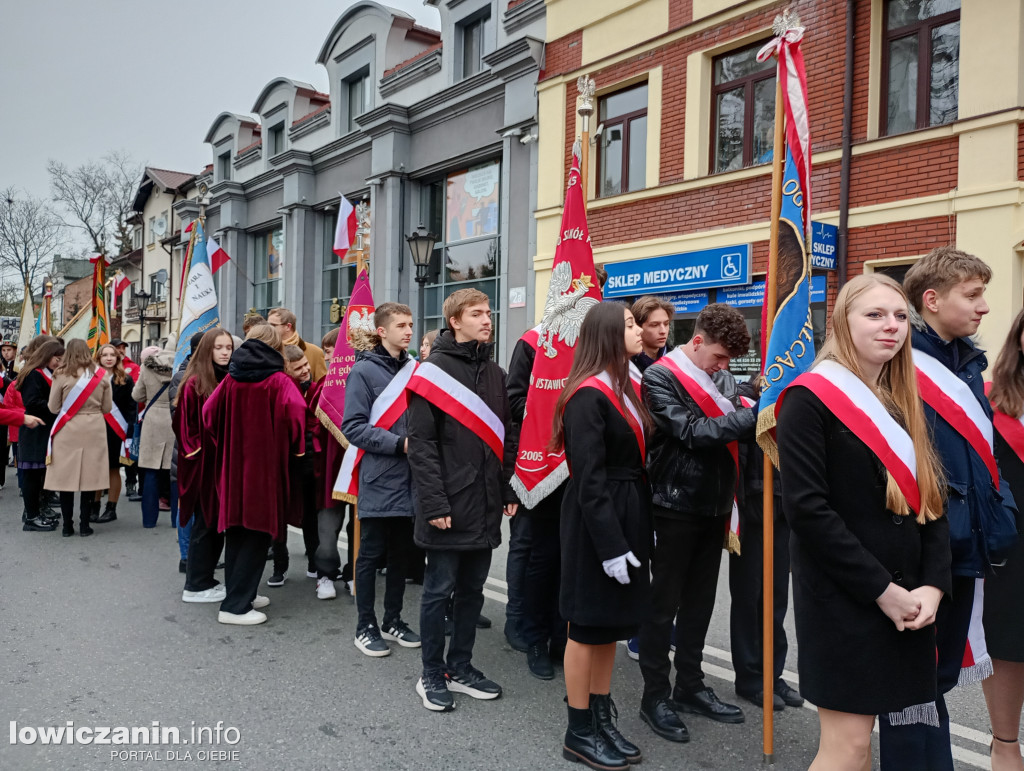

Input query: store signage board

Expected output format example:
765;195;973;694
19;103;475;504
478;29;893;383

662;289;710;314
718;274;827;308
810;221;837;270
603;244;752;298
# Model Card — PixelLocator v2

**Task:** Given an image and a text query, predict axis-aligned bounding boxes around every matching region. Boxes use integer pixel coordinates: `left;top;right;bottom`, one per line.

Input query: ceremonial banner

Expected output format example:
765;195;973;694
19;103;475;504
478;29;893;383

174;220;220;371
333;194;358;259
511;146;601;508
87;253;112;353
756;20;815;462
316;268;375;446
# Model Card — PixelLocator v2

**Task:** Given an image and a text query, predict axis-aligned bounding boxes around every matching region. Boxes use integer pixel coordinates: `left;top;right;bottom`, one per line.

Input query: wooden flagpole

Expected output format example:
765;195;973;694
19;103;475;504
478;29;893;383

762;72;785;766
350;237;369;592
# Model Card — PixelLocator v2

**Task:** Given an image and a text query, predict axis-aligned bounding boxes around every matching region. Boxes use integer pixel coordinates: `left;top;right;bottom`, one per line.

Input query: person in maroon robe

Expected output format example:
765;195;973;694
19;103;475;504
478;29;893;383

174;327;233;605
202;325;306;626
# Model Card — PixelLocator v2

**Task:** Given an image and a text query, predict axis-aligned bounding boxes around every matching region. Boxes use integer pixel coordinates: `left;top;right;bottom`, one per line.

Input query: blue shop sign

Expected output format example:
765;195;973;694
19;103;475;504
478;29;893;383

810;221;838;270
663;289;710;314
603;244;752;298
718;274;827;308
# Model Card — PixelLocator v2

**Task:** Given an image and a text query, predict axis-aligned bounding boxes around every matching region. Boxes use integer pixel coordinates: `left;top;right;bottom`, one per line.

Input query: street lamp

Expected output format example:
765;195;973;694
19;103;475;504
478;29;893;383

406;224;438;285
136;289;151;350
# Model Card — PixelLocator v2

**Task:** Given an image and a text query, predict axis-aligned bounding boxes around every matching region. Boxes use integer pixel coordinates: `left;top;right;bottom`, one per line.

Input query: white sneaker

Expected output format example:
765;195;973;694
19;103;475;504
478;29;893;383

252;595;270;609
316;576;337;600
182;585;226;603
306;570;318;579
218;610;267;625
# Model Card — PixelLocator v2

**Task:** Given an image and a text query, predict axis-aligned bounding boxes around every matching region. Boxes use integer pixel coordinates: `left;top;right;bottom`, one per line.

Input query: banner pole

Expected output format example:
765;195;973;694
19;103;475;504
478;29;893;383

576;75;595;210
762;72;785;767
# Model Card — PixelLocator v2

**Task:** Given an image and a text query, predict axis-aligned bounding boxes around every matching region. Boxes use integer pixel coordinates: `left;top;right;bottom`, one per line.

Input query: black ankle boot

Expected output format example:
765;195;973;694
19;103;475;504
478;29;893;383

79;509;94;537
563;705;628;771
591;694;641;764
94;502;117;523
62;514;74;537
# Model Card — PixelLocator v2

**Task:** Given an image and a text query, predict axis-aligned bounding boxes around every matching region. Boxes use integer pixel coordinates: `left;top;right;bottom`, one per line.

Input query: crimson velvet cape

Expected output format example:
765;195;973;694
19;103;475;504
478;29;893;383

173;377;218;528
202;341;307;540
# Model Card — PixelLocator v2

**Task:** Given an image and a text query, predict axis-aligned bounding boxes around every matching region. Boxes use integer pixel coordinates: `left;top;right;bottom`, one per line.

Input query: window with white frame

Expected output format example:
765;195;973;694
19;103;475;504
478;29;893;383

253;227;284;317
346;71;371;133
218;151;231;182
459;13;490;79
268;123;285;156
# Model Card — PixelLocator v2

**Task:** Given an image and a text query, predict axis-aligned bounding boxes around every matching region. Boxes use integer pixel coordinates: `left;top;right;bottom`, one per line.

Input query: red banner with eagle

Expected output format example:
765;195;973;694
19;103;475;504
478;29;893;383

510;146;601;508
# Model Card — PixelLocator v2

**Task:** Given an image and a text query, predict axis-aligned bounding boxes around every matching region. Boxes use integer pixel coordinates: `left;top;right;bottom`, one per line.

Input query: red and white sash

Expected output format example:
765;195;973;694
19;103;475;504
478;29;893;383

37;367;53;387
628;361;643;400
333;359;417;502
986;382;1024;466
777;360;922;513
46;368;106;463
576;370;645;460
406;361;505;460
913;349;998;486
653;349;749;553
104;400;131;464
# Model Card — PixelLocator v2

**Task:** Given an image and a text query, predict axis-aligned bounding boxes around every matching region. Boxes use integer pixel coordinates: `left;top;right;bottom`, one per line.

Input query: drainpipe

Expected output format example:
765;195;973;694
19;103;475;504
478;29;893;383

837;0;855;289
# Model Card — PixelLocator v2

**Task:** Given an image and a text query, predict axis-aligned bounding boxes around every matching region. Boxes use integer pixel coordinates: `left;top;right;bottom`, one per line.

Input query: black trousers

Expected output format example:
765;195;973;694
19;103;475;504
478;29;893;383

22;468;46;518
60;491;95;525
420;548;491;678
124;463;138;488
314;504;353;580
639;510;728;700
878;574;978;770
504;510;530;627
520;514;565;649
184;506;224;593
355;516;413;630
221;527;271;615
728;500;791;696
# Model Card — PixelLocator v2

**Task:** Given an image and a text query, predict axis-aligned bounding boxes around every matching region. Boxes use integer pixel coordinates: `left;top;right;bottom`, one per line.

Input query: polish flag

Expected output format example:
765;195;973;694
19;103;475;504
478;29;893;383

333;194;358;259
111;271;130;314
206;237;230;273
185;221;195;233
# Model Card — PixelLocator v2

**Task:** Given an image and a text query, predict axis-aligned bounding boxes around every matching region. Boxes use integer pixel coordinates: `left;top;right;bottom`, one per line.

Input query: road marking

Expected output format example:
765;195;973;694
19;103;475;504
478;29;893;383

318;527;1006;766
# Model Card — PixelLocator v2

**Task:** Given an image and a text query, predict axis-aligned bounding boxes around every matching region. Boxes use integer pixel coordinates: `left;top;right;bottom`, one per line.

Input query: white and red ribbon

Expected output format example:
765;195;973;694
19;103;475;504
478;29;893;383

576;371;645;461
960;578;993;685
47;368;106;463
406;361;505;461
333;359;417;501
104;400;131;463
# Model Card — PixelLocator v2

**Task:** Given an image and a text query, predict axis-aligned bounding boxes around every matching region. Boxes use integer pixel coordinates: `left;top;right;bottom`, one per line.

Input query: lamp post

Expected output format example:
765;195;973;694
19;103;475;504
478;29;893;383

136;289;151;352
406;223;438;330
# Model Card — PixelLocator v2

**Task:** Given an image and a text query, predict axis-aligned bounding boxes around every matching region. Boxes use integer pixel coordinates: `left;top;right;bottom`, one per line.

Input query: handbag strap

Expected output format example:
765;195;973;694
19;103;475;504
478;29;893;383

139;380;171;423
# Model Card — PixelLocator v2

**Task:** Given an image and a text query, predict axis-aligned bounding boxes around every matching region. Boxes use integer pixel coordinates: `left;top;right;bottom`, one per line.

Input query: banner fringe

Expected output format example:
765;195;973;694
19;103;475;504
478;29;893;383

958;658;994;687
119;457;134;467
316;405;349;449
511;462;568;510
725;530;741;556
887;701;940;727
333;491;357;504
755;408;780;468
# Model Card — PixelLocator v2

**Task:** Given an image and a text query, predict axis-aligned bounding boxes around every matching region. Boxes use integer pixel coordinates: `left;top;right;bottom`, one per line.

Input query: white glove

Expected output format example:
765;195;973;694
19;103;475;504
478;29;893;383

602;551;641;585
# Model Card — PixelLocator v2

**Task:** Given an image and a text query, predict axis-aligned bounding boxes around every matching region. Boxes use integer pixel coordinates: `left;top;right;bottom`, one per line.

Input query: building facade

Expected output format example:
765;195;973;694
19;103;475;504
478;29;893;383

536;0;1024;374
203;0;546;361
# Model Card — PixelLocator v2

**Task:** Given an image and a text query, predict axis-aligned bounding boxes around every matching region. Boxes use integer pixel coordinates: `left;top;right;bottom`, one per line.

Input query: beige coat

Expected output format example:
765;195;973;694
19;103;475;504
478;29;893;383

132;350;175;470
44;368;112;492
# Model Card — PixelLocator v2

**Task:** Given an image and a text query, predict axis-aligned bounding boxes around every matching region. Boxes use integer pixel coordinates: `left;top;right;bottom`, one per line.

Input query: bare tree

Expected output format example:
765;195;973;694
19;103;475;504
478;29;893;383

0;187;64;290
48;152;143;257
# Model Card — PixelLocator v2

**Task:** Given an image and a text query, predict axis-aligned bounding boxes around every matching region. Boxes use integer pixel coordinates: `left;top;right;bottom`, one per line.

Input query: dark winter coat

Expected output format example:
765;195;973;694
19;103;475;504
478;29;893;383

17;369;55;464
505;335;565;519
560;385;652;628
106;376;137;470
642;361;755;517
341;344;413;519
912;318;1018;575
407;330;516;551
631;344;673;373
778;385;952;714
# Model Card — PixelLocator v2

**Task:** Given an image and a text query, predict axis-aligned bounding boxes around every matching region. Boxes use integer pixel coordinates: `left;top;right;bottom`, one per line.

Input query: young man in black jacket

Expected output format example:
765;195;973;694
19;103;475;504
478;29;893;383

407;289;518;712
637;303;756;742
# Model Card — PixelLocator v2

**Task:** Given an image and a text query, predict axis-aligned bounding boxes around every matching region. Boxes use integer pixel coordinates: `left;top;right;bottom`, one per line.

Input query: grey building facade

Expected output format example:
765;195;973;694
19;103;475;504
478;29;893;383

201;0;545;362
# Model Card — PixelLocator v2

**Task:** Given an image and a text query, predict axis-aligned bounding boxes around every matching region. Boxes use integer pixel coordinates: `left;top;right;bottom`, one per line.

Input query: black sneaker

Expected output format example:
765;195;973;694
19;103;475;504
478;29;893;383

447;665;502;700
266;572;286;587
416;673;454;712
381;620;422;648
527;644;555;680
23;516;56;532
354;625;391;658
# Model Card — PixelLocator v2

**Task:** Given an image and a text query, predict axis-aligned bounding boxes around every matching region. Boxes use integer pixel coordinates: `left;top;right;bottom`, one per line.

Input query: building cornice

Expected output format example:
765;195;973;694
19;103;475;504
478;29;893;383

289;106;331;140
483;36;544;82
380;48;443;98
269;149;315;176
233;144;262;170
355;103;412;138
310;131;373;167
502;0;545;34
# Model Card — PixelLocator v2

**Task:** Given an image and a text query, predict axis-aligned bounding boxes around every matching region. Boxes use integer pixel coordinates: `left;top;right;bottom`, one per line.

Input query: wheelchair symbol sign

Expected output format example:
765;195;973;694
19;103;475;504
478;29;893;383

721;252;741;279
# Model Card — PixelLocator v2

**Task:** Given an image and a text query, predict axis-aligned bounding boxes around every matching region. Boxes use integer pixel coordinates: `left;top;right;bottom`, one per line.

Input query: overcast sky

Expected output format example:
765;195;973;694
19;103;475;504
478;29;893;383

1;0;439;205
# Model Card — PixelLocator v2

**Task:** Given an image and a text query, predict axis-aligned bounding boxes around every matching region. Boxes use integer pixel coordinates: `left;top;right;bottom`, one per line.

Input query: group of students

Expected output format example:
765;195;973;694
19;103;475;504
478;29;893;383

13;244;1024;770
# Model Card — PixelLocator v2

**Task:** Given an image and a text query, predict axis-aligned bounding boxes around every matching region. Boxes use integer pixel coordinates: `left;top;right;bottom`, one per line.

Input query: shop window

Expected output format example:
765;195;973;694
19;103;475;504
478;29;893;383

253;228;284;317
419;161;501;351
882;0;960;136
597;83;648;198
711;42;776;174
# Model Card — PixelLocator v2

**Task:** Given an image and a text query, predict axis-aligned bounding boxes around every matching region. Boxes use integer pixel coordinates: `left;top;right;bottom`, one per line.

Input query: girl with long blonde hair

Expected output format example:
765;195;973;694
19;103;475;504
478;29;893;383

90;343;137;523
776;272;949;771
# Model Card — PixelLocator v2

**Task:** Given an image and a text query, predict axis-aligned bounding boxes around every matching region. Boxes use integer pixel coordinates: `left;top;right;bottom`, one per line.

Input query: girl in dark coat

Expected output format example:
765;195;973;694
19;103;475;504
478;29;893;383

550;302;652;771
982;308;1024;770
776;273;950;770
92;343;137;523
175;327;232;605
16;337;65;531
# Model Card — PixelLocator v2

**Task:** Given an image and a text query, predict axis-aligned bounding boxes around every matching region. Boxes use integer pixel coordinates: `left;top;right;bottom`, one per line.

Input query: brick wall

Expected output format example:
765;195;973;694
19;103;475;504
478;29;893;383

669;0;693;29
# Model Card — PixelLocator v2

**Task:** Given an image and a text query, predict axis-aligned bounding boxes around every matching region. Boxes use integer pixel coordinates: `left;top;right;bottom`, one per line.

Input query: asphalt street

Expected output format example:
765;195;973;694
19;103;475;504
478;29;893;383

0;482;1008;771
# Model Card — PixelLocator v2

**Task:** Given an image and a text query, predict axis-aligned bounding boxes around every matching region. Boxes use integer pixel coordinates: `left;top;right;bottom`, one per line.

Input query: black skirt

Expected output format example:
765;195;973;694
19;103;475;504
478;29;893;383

567;622;638;646
984;534;1024;661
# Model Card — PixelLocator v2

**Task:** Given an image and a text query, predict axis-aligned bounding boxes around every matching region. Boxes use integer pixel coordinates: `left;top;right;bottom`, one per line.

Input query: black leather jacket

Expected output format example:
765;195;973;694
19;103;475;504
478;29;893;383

642;361;756;517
